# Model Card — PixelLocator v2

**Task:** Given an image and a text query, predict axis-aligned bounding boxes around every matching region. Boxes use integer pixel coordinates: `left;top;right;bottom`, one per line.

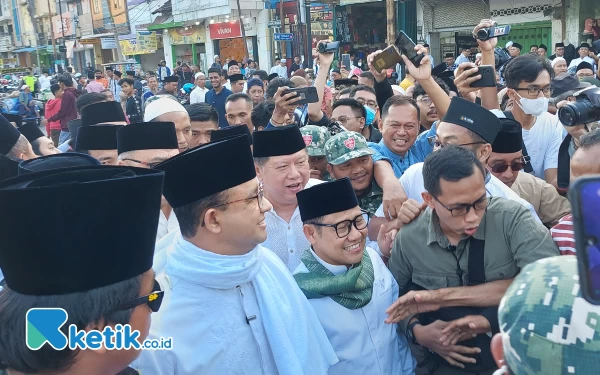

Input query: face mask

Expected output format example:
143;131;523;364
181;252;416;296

358;62;362;67
515;91;548;117
364;104;376;126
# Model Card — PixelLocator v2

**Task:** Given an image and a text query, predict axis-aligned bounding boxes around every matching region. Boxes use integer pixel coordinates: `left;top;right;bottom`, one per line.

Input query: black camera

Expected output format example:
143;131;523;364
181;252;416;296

558;87;600;126
475;25;511;41
317;41;339;53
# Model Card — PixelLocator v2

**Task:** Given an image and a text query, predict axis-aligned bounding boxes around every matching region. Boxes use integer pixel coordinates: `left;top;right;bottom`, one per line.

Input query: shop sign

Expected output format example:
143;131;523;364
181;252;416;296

242;17;257;37
52;13;75;39
208;21;242;40
101;38;117;49
119;39;156;55
136;31;158;50
168;25;206;45
274;33;293;41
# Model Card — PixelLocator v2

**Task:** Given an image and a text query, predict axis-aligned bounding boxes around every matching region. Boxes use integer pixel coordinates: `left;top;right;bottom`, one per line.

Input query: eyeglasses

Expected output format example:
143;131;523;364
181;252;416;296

121;158;164;169
417;97;433;106
514;86;553;96
427;136;486;150
332;116;361;125
311;211;370;238
356;99;378;109
214;183;265;211
488;156;530;173
432;194;488;217
577;72;595;78
117;279;164;313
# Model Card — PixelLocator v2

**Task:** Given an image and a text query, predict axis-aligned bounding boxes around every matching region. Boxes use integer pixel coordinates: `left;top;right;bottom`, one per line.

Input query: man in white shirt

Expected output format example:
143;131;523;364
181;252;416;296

116;122;180;242
253;124;323;271
38;71;51;90
133;135;338;374
369;97;541;240
568;42;597;70
189;72;208;104
294;178;416;375
454;46;471;67
270;58;289;79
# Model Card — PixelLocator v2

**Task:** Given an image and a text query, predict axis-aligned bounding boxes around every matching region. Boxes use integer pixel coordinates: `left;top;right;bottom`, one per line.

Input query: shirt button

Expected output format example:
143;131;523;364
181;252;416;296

288;226;291;230
290;249;294;253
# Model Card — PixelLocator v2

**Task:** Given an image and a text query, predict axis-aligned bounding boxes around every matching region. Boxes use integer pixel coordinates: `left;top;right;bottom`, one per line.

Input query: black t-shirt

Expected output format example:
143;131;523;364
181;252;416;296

125;96;143;123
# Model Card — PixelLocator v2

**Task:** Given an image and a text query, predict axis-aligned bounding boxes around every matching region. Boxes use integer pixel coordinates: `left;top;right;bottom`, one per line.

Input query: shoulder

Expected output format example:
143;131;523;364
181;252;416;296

398;208;431;241
490;108;506;118
487;196;529;213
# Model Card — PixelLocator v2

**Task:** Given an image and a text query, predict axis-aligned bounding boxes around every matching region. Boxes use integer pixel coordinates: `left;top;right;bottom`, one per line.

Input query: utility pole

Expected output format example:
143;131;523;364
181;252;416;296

25;0;41;67
47;0;57;62
58;0;69;67
104;0;124;61
305;1;312;68
279;0;285;58
235;0;249;59
386;0;395;45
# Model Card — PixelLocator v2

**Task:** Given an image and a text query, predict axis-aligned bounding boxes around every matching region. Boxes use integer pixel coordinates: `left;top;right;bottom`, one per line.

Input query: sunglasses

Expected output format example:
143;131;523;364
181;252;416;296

488;157;530;173
117;279;164;313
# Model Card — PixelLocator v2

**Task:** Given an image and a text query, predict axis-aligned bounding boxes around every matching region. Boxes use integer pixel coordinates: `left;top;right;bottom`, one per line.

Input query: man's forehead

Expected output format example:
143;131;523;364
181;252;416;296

269;150;307;164
190;120;217;130
355;91;375;100
488;151;523;162
323;206;362;221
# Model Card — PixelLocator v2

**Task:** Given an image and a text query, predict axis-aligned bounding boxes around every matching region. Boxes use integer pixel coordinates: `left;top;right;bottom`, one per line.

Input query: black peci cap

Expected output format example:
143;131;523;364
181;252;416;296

297;178;359;222
18;122;44;142
210;125;252;145
76;125;122;151
18;152;100;175
0;155;20;182
117;122;178;154
252;124;306;157
81;101;127;126
491;118;523;154
441;97;502;144
162;75;179;83
0;114;22;155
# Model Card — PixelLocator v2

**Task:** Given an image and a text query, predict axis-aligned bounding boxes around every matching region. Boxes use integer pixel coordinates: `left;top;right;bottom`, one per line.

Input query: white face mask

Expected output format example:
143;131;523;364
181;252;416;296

515;91;548;117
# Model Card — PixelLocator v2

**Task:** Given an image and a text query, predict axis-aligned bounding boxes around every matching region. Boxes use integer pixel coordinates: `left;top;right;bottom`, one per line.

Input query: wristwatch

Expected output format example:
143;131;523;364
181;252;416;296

406;320;421;345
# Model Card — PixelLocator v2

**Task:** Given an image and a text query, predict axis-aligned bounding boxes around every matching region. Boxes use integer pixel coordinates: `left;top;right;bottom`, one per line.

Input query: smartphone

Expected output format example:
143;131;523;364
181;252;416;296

569;176;600;305
283;86;319;105
373;45;403;72
342;54;351;70
395;31;425;68
468;65;496;88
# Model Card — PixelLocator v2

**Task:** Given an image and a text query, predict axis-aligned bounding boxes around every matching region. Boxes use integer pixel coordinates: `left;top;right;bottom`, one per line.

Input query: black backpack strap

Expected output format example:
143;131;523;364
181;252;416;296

557;134;572;189
467;238;486;286
503;111;534;173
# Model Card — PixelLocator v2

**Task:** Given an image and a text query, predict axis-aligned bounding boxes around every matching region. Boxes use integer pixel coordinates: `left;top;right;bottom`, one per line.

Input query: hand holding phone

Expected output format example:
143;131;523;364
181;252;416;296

468;65;496;88
282;87;319;105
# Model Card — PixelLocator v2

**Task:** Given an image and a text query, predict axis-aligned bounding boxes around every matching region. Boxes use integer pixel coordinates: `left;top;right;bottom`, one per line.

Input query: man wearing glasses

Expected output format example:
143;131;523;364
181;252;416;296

293;178;416;375
383;146;558;375
0;164;165;375
487;118;570;227
116;122;180;242
134;135;338;375
349;85;382;142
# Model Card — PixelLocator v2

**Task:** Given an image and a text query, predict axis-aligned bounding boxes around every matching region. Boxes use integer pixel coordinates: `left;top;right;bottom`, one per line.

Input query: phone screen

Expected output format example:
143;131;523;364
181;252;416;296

395;32;417;60
576;179;600;300
342;54;351;70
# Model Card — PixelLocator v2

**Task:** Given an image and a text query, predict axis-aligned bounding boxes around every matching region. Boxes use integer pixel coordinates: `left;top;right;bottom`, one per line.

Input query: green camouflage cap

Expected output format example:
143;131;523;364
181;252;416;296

325;131;374;165
300;125;330;157
499;255;600;375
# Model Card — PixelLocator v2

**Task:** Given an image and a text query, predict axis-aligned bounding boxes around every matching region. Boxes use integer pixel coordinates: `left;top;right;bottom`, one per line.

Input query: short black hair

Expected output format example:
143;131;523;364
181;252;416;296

185;103;219;123
174;190;229;238
94;69;101;74
253;70;269;81
225;92;252;107
207;67;222;76
530;45;538;49
381;95;420;121
503;54;554;89
66;67;73;73
266;78;295;99
423;145;485;198
332;98;366;119
87;72;95;80
114;71;122;78
0;275;141;373
334;87;353;101
106;67;113;72
358;71;375;84
221;69;228;79
50;83;61;95
251;100;275;130
76;92;106;113
412;78;450;99
58;74;73;87
349;84;375;99
118;78;134;87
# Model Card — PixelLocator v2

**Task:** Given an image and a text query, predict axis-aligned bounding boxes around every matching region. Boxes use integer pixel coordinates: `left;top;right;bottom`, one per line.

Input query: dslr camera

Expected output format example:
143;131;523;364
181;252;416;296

558;86;600;126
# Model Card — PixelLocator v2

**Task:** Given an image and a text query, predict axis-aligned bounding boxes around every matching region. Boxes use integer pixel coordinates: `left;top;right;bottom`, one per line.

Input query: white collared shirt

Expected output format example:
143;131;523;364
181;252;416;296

189;86;208;104
263;178;323;271
156;210;179;243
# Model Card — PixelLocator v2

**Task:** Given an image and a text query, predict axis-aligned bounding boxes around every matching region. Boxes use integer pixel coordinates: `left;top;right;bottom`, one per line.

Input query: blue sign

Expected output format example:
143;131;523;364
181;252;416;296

274;33;294;41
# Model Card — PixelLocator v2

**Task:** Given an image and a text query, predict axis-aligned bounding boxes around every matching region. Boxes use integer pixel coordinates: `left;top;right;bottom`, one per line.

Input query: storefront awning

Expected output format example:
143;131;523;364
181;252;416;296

13;47;37;53
147;17;184;31
79;33;116;40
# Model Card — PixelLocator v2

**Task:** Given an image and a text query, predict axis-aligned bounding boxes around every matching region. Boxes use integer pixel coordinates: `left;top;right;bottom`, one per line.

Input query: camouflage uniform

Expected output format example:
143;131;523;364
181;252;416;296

301;125;330;157
325;132;380;216
499;255;600;375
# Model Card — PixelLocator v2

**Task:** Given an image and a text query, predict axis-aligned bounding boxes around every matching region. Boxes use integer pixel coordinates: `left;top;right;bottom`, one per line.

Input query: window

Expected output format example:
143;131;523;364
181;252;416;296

8;25;13;34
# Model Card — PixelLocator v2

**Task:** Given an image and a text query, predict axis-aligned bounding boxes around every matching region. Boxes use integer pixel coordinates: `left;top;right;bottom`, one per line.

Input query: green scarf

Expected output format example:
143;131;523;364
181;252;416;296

293;248;375;310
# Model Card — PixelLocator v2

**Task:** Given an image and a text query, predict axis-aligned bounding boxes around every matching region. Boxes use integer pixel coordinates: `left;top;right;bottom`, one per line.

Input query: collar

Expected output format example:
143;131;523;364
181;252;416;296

426;207;487;247
310;248;348;275
357;180;382;199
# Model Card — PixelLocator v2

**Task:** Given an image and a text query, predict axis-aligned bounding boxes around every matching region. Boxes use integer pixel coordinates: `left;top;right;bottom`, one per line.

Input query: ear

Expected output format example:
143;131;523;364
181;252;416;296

422;192;435;210
203;208;222;234
82;319;108;355
478;144;492;161
255;163;263;182
491;333;505;369
359;117;366;129
506;88;518;101
326;164;334;178
302;224;318;245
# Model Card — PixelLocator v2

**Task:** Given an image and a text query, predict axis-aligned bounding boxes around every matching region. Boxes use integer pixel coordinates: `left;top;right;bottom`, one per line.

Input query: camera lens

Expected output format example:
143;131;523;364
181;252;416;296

476;29;489;41
558;105;578;127
559;100;600;126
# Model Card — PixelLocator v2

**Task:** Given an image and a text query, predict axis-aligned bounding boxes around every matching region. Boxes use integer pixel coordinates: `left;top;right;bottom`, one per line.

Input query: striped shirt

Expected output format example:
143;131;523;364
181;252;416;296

550;214;576;255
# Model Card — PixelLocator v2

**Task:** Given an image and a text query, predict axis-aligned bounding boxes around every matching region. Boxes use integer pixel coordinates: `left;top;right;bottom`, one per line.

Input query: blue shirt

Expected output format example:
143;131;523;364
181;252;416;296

368;123;436;177
205;87;232;128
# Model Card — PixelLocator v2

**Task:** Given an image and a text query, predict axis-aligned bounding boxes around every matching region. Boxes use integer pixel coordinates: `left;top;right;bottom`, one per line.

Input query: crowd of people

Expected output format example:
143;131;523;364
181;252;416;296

1;18;600;375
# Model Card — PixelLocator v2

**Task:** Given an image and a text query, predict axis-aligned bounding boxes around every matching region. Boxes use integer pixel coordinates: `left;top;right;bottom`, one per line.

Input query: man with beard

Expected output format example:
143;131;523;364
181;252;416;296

133;135;338;374
206;68;232;128
253;124;324;271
